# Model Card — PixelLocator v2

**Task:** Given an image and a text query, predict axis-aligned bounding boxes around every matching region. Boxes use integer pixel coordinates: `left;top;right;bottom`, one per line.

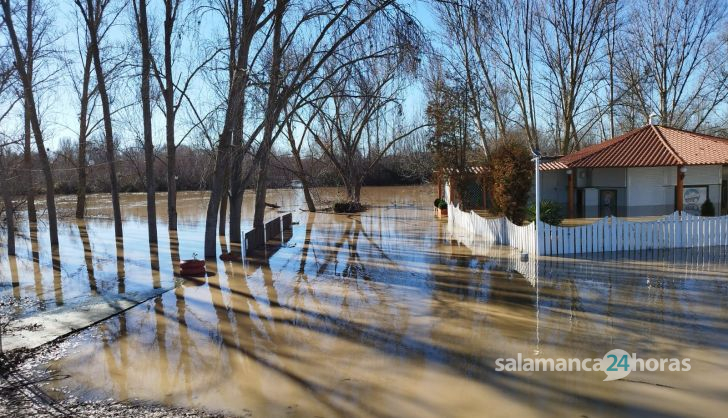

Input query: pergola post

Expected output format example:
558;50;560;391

676;165;685;213
481;176;488;210
567;169;575;218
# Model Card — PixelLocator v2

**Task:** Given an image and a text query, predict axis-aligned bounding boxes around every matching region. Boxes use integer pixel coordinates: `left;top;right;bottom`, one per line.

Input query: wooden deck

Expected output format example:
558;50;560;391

470;209;668;227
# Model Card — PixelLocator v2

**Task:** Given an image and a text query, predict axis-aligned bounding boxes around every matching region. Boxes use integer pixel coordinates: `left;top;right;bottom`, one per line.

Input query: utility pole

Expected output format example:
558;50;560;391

532;150;542;257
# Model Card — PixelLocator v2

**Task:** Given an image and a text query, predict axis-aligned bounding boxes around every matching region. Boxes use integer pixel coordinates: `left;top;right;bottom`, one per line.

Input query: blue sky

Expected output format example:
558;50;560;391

6;0;439;153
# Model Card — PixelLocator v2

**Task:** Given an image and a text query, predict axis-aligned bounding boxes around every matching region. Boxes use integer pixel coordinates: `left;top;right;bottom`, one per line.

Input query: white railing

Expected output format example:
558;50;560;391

539;211;728;256
448;203;536;256
449;203;728;257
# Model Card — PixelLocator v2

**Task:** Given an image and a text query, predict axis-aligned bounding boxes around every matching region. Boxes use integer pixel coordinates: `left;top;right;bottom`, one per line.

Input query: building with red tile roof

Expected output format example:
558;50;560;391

538;125;728;218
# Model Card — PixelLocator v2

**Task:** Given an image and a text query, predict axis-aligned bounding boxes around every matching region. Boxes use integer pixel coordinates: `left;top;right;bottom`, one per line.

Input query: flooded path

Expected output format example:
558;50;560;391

2;186;728;417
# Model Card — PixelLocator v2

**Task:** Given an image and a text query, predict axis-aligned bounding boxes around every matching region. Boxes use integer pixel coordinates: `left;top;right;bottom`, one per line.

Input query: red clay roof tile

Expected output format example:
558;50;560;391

542;125;728;170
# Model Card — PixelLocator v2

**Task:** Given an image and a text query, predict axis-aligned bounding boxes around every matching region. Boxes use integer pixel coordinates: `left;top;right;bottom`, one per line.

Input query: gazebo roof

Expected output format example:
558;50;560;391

439;166;488;176
541;125;728;171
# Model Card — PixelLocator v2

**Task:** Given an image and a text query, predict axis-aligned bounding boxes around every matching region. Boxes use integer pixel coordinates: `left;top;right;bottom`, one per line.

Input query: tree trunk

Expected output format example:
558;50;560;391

164;0;177;231
23;101;36;223
253;150;271;229
1;0;58;246
76;45;94;219
346;183;357;203
301;178;316;212
1;152;15;256
253;0;284;229
218;167;228;237
78;220;96;292
24;0;36;223
228;106;246;243
226;8;255;245
136;0;157;244
344;171;361;203
204;132;231;257
289;136;315;212
88;11;123;239
203;1;265;257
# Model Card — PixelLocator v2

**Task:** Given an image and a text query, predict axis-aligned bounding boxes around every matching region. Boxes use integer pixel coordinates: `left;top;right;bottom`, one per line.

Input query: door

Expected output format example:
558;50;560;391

599;190;617;217
576;189;585;218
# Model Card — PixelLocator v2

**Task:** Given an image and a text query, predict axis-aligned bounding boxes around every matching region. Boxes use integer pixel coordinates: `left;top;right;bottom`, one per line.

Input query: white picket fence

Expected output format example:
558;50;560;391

540;211;728;256
448;203;537;256
448;203;728;257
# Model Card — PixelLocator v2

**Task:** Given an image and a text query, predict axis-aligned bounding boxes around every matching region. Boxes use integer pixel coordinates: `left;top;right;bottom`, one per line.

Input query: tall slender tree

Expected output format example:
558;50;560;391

75;0;123;238
225;0;269;246
1;0;59;246
72;10;96;219
537;0;612;153
203;0;270;257
132;0;157;243
619;0;728;129
22;0;36;222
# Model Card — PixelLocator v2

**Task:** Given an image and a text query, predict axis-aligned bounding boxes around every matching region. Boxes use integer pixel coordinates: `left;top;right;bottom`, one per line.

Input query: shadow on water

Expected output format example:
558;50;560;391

3;188;727;417
78;220;98;293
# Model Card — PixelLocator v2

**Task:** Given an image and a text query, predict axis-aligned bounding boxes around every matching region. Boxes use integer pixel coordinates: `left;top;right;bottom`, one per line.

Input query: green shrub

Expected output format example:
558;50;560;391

527;200;564;226
333;201;366;213
488;141;533;224
437;200;448;209
701;198;716;217
434;198;442;207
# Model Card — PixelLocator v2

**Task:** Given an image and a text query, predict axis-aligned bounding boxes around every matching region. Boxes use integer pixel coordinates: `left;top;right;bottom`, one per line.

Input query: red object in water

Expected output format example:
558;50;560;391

180;259;206;277
219;252;242;262
180;259;205;269
180;265;206;277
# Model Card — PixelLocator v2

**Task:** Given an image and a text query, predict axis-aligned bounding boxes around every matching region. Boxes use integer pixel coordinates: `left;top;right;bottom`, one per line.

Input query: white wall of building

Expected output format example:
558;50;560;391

685;165;721;186
538;165;724;218
592;168;627;188
627;167;675;216
540;171;568;209
626;165;722;216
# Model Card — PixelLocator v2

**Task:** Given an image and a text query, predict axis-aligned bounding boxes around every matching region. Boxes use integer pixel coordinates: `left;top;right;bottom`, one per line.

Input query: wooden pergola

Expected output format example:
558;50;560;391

435;166;490;210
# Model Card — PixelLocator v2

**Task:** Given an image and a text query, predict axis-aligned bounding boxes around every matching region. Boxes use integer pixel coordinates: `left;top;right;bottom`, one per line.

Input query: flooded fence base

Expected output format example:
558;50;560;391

244;213;293;255
448;203;536;256
448;203;728;257
451;231;728;287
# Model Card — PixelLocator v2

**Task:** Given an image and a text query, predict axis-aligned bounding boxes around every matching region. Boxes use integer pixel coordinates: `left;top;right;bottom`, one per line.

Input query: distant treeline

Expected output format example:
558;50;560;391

3;142;433;195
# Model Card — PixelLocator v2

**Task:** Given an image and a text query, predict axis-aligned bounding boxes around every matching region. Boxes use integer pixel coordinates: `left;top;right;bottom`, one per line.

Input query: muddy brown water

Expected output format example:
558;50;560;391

2;186;728;417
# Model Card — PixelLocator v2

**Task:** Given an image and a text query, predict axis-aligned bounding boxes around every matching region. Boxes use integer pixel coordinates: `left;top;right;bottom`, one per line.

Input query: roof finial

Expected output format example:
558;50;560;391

648;112;659;126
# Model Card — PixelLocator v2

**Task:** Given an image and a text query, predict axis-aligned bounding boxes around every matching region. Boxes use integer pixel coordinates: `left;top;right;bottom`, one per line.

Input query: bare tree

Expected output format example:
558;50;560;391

536;0;612;153
0;149;15;255
1;0;59;246
249;0;284;231
0;147;17;255
151;0;218;232
221;0;270;246
132;0;157;243
155;0;181;232
433;0;510;154
619;0;728;129
22;0;36;222
490;0;540;150
249;0;422;230
307;55;424;203
70;5;98;219
598;0;621;140
0;38;19;255
202;0;421;257
202;0;269;257
281;102;317;212
75;0;124;238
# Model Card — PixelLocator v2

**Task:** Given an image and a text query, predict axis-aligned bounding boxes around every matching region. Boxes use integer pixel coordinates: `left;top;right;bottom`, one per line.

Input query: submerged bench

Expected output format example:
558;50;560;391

244;213;294;254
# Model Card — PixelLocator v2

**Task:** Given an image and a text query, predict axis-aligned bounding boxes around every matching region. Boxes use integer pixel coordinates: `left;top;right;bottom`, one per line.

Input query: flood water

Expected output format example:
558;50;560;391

2;186;728;417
